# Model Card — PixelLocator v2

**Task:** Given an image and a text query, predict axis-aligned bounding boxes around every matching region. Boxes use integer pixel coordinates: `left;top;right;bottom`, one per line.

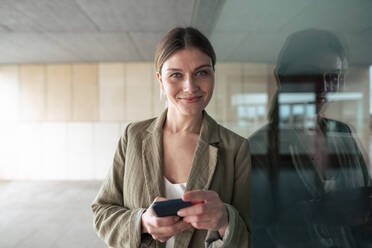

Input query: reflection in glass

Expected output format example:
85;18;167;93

234;93;268;127
249;29;372;248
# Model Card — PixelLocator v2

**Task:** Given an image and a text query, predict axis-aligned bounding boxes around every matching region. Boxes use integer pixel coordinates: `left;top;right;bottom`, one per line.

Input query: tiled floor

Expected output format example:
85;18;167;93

0;180;106;248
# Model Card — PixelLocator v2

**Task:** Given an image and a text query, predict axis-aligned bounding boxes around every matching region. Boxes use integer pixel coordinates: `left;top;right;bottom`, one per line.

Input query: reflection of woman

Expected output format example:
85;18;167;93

249;29;372;248
91;27;250;247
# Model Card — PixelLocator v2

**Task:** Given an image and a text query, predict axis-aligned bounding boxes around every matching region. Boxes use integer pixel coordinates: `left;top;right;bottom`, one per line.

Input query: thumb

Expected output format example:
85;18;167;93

153;196;168;203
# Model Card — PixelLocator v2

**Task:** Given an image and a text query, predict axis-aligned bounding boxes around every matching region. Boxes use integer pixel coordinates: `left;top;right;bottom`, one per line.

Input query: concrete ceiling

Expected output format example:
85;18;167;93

0;0;371;65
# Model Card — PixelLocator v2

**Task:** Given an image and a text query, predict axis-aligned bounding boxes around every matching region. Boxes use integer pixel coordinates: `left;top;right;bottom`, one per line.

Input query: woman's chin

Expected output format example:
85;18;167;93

177;104;205;116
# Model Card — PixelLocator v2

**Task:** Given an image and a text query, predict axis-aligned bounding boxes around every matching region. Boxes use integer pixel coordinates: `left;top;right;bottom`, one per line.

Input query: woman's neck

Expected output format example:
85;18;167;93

163;107;203;134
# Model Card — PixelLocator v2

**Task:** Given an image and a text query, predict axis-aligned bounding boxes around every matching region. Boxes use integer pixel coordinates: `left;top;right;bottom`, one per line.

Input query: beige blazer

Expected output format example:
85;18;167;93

91;110;251;247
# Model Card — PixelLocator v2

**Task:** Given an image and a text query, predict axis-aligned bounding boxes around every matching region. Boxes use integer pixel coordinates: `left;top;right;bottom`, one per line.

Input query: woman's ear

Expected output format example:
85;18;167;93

156;72;165;92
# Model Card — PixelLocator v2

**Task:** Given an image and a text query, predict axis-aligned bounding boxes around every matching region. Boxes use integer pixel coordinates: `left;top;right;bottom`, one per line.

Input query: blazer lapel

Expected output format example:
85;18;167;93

142;110;167;204
175;111;220;247
186;141;218;191
187;111;220;191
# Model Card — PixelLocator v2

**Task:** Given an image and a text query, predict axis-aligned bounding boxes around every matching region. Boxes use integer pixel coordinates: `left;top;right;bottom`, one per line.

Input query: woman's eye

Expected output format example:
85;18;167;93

196;70;208;76
170;72;182;78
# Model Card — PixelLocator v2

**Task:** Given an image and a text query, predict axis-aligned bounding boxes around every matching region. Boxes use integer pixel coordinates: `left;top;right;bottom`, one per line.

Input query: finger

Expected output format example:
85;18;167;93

177;202;213;217
153;196;168;202
176;220;193;231
156;235;171;243
151;234;171;243
149;215;180;227
183;214;214;224
163;220;192;233
182;190;217;202
151;221;192;237
190;221;214;230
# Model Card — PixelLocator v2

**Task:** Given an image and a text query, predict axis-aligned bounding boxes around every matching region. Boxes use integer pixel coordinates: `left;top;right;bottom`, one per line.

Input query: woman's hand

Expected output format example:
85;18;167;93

177;190;229;237
141;197;192;243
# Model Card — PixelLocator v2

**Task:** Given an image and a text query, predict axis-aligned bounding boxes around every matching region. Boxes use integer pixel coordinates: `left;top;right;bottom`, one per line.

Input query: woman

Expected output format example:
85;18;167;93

91;27;250;248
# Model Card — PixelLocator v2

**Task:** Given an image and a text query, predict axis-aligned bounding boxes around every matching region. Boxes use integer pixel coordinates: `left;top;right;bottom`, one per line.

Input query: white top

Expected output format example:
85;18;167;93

164;177;187;248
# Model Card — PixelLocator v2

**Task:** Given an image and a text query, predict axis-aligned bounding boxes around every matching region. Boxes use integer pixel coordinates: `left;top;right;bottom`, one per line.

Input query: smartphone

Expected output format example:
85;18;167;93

152;199;192;217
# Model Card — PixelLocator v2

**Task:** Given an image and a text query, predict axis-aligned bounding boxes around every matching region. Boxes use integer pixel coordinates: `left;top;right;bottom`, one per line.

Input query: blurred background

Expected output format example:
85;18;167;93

0;0;371;247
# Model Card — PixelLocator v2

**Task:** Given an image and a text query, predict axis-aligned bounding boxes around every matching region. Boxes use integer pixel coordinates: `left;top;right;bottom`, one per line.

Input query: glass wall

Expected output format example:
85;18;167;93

209;1;372;247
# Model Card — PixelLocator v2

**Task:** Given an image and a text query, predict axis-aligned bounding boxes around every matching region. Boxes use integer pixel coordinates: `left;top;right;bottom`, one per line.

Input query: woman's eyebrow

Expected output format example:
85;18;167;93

165;68;182;72
165;64;211;72
193;64;212;71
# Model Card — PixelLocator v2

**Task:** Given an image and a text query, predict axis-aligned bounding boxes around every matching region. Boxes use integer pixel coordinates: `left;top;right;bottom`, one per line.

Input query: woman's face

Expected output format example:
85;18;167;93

157;47;214;116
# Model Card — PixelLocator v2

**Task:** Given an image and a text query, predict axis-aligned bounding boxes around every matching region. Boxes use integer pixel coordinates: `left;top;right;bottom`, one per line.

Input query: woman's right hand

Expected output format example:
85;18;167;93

141;197;192;243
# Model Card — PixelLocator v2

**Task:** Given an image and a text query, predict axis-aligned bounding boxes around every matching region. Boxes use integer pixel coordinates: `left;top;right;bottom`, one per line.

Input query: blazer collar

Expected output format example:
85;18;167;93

142;107;220;197
145;108;168;135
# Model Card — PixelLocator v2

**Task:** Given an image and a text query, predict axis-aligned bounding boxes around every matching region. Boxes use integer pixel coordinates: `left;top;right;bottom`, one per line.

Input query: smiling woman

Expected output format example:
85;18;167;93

157;47;214;120
91;27;251;248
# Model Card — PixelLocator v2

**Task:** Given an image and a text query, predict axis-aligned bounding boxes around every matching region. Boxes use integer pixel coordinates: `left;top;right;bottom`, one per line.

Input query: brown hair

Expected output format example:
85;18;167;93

154;27;216;74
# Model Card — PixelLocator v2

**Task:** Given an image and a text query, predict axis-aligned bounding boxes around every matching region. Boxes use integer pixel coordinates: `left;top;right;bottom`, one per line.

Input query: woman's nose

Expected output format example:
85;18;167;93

184;75;199;93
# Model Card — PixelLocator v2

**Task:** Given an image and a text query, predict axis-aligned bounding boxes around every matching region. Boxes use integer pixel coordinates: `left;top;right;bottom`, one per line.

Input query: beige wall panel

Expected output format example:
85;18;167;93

18;123;42;179
205;66;218;119
98;63;125;121
214;63;230;122
0;66;19;121
125;63;152;121
215;63;243;123
93;123;121;179
19;65;45;121
41;123;68;180
67;122;94;179
72;64;98;121
243;63;272;93
242;63;273;132
0;122;19;179
46;64;72;121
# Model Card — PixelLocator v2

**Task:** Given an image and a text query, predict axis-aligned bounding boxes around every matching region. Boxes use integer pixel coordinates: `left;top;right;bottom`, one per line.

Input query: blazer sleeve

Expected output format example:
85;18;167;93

91;124;146;248
206;139;251;248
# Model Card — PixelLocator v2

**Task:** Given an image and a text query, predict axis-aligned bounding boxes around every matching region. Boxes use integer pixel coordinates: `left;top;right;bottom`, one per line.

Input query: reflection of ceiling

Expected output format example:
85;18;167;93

211;0;372;65
0;0;371;65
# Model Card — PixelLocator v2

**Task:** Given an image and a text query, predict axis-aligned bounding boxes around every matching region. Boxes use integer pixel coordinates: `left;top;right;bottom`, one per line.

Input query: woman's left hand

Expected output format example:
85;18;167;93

177;190;229;237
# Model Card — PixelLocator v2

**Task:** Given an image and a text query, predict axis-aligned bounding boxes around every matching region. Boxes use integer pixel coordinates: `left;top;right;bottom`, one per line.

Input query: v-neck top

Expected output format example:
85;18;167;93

164;177;187;248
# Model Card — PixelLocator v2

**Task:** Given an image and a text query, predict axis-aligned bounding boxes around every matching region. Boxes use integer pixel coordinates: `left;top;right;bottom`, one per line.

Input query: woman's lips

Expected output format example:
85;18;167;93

180;96;202;103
